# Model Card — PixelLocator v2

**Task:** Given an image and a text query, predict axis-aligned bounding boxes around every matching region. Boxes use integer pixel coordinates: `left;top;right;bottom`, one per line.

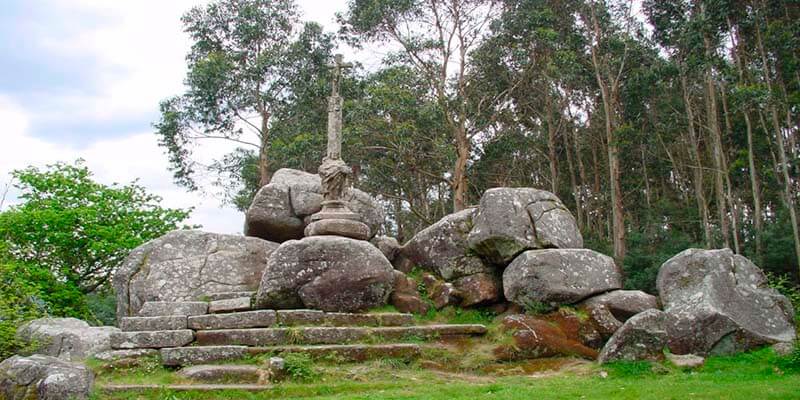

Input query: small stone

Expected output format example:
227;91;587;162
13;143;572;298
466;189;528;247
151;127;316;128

772;341;795;357
188;310;277;330
370;236;401;262
138;301;208;317
209;297;252;314
452;273;501;307
119;316;187;332
268;357;285;371
666;353;705;368
110;330;195;349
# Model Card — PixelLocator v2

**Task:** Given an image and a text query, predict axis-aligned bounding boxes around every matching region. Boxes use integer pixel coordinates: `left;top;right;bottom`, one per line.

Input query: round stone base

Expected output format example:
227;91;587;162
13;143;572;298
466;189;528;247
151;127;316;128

304;218;370;240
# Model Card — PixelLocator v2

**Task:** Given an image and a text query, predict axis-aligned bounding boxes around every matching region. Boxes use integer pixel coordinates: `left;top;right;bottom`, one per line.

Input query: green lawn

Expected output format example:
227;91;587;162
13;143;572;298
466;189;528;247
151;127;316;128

93;347;800;400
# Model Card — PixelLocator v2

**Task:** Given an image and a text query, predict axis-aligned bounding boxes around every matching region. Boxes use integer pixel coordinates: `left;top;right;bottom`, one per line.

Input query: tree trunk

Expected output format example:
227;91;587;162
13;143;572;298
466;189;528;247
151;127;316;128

258;111;271;187
720;84;741;254
755;18;800;270
703;34;730;250
546;99;559;195
681;72;712;248
453;122;469;211
564;125;583;230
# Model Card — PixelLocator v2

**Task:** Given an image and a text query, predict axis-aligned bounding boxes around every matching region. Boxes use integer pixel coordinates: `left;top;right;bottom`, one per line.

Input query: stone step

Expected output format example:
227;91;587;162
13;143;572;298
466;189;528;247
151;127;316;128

100;384;271;394
209;297;252;314
119;316;188;332
138;301;208;317
195;324;487;346
177;365;265;384
161;343;422;366
186;309;414;330
111;330;195;349
206;291;256;302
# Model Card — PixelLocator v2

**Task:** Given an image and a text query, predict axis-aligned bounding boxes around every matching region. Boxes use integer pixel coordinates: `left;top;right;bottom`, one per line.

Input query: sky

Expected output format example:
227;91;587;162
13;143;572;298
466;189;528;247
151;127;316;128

0;0;350;234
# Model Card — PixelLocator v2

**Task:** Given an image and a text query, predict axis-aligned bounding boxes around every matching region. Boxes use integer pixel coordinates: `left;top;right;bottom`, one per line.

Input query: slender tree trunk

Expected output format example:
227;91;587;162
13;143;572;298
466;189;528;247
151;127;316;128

564;125;583;230
546;99;559;195
720;85;741;254
453;122;469;211
755;18;800;270
703;34;730;250
681;72;712;248
730;17;764;259
258;111;271;187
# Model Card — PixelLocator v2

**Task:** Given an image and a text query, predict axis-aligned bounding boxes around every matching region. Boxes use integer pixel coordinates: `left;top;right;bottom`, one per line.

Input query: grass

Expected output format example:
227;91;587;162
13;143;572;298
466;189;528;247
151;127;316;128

92;345;800;400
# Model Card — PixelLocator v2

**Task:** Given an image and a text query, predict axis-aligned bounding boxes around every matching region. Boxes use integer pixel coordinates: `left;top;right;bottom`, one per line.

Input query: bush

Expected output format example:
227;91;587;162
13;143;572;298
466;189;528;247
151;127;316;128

282;353;320;381
767;273;800;322
0;262;44;359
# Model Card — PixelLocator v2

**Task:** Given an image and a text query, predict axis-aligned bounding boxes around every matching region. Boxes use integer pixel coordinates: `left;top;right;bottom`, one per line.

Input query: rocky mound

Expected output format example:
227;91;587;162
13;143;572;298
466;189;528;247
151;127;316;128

114;230;278;319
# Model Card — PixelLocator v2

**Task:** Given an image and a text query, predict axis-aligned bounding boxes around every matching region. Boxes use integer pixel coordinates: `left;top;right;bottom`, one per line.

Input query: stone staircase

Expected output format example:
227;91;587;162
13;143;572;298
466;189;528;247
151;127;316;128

109;298;487;368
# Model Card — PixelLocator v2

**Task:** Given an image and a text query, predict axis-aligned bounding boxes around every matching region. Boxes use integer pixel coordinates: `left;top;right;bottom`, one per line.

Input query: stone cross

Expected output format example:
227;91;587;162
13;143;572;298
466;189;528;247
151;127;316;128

326;54;352;160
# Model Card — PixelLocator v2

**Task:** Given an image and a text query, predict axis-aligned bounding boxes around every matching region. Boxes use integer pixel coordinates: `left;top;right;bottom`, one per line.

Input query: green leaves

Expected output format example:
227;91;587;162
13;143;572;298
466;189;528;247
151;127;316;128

0;161;193;294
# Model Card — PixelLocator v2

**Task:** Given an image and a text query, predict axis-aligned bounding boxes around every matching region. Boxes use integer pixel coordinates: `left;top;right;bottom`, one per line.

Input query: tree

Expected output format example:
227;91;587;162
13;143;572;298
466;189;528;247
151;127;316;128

155;0;335;201
341;0;501;211
0;161;193;294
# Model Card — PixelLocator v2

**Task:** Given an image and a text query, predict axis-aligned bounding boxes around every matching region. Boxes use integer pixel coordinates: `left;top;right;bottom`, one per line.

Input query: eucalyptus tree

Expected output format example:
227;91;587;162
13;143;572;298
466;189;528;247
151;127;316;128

340;0;502;212
155;0;335;202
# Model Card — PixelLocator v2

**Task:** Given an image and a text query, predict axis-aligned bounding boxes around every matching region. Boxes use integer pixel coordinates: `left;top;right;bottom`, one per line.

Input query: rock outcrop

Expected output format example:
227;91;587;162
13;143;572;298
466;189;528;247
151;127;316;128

16;318;120;361
503;249;622;307
389;271;430;315
579;290;658;339
400;209;491;280
0;354;94;400
657;248;796;355
113;230;278;319
255;236;395;312
598;309;669;363
244;168;385;242
467;188;583;265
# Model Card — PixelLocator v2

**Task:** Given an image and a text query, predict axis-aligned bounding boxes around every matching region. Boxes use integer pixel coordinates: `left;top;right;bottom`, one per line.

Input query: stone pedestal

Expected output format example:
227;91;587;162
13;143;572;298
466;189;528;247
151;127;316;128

305;200;370;240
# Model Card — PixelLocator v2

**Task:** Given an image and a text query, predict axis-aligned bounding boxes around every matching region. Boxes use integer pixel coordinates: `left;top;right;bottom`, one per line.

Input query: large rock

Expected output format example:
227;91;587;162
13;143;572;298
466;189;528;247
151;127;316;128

0;354;94;400
113;230;278;319
255;236;395;312
598;309;669;363
400;209;492;280
657;248;796;355
468;188;583;265
452;273;501;307
503;249;622;307
244;168;385;242
16;318;120;361
389;271;430;315
579;290;659;340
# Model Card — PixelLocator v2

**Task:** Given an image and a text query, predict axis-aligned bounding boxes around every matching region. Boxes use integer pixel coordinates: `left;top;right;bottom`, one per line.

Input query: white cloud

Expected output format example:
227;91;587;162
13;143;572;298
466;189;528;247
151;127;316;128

0;95;243;233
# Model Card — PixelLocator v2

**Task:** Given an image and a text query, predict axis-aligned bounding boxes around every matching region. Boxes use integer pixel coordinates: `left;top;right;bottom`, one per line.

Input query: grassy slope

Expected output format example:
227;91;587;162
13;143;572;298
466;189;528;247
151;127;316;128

94;347;800;400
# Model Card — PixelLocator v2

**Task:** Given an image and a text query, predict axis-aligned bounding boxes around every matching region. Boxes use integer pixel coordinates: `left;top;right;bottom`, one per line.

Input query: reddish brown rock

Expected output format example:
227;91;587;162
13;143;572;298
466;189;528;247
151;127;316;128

389;271;430;315
453;273;501;307
494;314;598;361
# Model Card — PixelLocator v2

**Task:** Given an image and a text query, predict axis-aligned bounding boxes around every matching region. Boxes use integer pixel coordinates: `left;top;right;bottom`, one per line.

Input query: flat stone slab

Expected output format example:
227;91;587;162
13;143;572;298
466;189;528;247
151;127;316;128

119;316;188;332
94;349;158;362
138;301;208;317
275;309;326;325
100;384;272;393
178;365;264;383
189;310;277;330
161;344;421;366
111;330;195;349
195;324;487;346
273;310;414;327
206;292;255;301
209;297;252;314
162;346;249;367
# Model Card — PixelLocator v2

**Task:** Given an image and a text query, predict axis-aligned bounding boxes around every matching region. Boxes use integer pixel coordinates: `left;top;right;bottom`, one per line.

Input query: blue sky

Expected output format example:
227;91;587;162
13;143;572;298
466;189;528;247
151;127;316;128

0;0;347;233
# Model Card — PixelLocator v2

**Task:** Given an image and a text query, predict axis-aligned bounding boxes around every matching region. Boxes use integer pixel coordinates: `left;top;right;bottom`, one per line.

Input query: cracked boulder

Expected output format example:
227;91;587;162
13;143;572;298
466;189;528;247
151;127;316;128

503;249;622;307
494;314;599;360
16;318;120;361
579;290;659;340
0;354;94;400
113;230;279;319
400;208;492;280
467;188;583;265
657;248;796;355
598;309;669;363
255;236;395;312
244;168;385;242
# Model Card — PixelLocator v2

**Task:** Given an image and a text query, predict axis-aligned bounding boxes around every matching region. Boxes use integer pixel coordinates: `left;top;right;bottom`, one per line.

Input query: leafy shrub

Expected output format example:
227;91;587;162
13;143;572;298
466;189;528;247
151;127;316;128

282;353;320;381
766;273;800;322
86;291;117;326
0;261;44;359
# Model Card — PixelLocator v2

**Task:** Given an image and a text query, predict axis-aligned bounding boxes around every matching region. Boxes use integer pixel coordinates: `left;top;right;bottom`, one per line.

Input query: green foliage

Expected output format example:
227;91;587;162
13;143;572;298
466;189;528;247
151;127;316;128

775;342;800;373
766;273;800;321
86;291;118;327
0;161;193;295
0;260;44;359
282;353;321;382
